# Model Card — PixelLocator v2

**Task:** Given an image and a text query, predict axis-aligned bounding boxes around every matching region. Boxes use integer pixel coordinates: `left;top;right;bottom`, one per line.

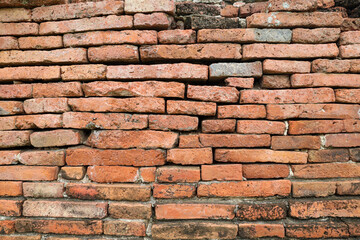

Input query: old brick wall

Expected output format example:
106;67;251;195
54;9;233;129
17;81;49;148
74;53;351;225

0;0;360;239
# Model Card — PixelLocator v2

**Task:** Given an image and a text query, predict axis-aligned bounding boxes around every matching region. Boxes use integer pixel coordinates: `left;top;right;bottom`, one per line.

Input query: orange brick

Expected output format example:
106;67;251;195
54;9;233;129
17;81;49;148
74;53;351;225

336;89;360;103
167;100;216;116
221;5;239;17
0;200;21;216
201;164;242;181
156;166;200;183
199;134;270;148
61;64;106;81
309;149;349;163
272;136;321;150
0;181;22;196
263;59;311;74
33;82;82;98
19;150;65;166
261;75;290;88
134;13;173;30
87;166;138;183
88;45;139;63
60;167;85;180
292;162;360;178
237;120;285;134
187;85;239;103
0;235;41;240
23;182;64;198
312;59;356;73
286;222;349;239
243;164;289;179
140;167;156;182
167;148;212;165
158;29;196;44
0;130;31;148
149;115;198;131
225;77;254;88
0;220;15;234
104;220;145;236
267;0;317;11
0;166;58;181
15;114;62;129
238;223;285;239
337;181;360;195
179;134;203;148
30;130;84;147
217;105;266;119
153;184;196;199
0;37;18;50
0;22;38;36
292;181;336;197
202;119;236;133
325;133;360;147
109;203;151;219
236;202;287;220
24;98;69;114
18;36;62;49
289;119;360;134
292;28;340;43
0;66;60;82
291;73;360;87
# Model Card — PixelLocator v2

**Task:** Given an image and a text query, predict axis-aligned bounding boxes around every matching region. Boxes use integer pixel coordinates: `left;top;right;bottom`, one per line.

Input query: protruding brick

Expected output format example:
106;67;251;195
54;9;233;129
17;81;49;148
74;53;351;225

340;44;360;58
61;64;106;81
157;166;200;183
0;181;22;196
109;203;151;219
0;22;38;36
87;166;138;183
237;120;286;134
0;200;21;216
15;114;62;129
167;100;216;116
19;150;65;166
33;82;82;98
188;85;239;103
30;130;84;147
243;164;289;179
291;73;360;87
336;89;360;103
325;133;360;147
158;30;196;44
149;115;198;131
0;37;18;50
0;166;58;181
19;36;63;49
0;8;31;22
88;45;139;63
153;184;196;199
202;119;236;133
309;149;349;163
210;62;262;79
238;223;285;239
261;75;291;89
236;202;287;220
0;66;60;82
124;0;175;14
340;31;360;45
201;164;242;181
292;182;336;197
167;148;212;165
292;163;360;178
134;13;173;30
286;222;349;239
292;28;340;43
0;130;31;148
23;182;64;198
218;105;266;119
60;167;85;180
268;0;317;12
200;134;270;148
225;77;254;88
104;220;146;236
263;60;311;74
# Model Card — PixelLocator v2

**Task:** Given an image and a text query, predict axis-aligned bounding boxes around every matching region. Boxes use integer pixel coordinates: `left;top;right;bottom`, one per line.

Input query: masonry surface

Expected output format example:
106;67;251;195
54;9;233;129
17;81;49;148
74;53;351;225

0;0;360;239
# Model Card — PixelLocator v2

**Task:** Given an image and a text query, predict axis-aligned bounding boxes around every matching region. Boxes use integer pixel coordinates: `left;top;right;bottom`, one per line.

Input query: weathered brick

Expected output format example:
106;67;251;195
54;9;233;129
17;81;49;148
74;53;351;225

0;8;31;22
23;182;64;198
167;100;216;116
272;136;321;150
60;166;85;180
179;135;203;148
125;0;175;14
0;200;21;216
0;166;58;181
158;30;196;44
88;45;139;63
268;0;317;11
198;180;291;197
140;167;156;182
0;37;18;50
32;1;124;21
218;105;266;119
201;164;242;181
66;183;151;201
87;130;178;149
292;163;360;178
176;2;220;16
188;16;240;30
39;15;133;35
200;134;270;148
292;28;340;43
0;48;87;66
0;220;15;234
221;5;239;17
19;150;65;166
239;2;267;17
66;147;165;166
261;75;290;88
312;59;355;73
87;166;138;183
209;62;262;79
30;130;84;147
247;12;343;28
0;150;20;164
340;31;360;45
156;204;235;220
63;30;157;47
286;222;349;239
336;89;360;103
202;119;236;133
289;119;360;134
188;85;239;103
292;182;336;197
309;149;349;163
0;116;15;130
0;235;41;240
15;114;62;129
0;181;22;196
68;97;165;113
18;36;62;49
318;0;335;8
149;115;198;131
153;184;196;199
61;64;106;81
109;203;151;219
236;202;287;221
238;223;284;239
342;18;360;31
0;66;60;82
325;133;360;147
291;73;360;87
225;77;254;88
140;44;242;62
107;63;208;81
267;104;360;120
350;148;360;162
340;44;360;58
0;130;31;148
134;13;173;30
63;112;148;130
167;148;212;165
152;222;238;240
243;164;289;179
237;120;285;134
104;220;146;236
157;166;200;183
33;82;82;98
25;98;67;114
241;88;335;104
0;0;65;7
23;200;107;219
263;60;311;74
337;181;360;195
0;23;38;36
216;149;307;164
15;219;102;235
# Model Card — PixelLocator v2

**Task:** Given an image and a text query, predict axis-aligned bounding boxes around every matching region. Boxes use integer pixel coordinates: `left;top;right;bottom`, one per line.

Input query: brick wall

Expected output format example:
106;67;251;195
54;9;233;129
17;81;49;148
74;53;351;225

0;0;360;239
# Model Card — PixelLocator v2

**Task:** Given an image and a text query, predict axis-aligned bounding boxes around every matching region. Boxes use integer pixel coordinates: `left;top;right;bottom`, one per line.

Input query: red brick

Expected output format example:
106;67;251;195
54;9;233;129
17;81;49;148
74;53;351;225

312;59;354;73
0;22;38;36
0;101;25;115
158;30;196;44
167;100;216;116
83;81;184;98
340;30;360;45
63;30;157;47
215;149;308;164
66;147;165;166
63;112;148;130
0;166;58;181
292;28;340;43
198;180;291;197
68;97;165;113
60;167;85;180
0;235;41;240
286;222;349;239
39;15;133;35
140;167;156;182
272;136;321;150
292;181;336;197
124;0;175;14
238;223;284;239
167;148;212;165
292;162;360;178
153;184;196;199
237;120;285;134
337;181;360;195
267;104;360;120
201;164;242;181
18;36;62;49
66;183;151;201
179;134;203;148
15;219;102;235
268;0;317;11
289;119;360;134
336;89;360;103
156;204;235;220
109;203;151;219
239;2;267;17
0;48;87;66
0;181;22;196
0;200;21;216
0;85;32;99
23;200;107;219
87;130;178;149
325;133;360;147
104;220;146;236
340;44;360;58
140;44;242;61
261;75;291;88
15;114;62;129
32;1;124;21
88;45;139;63
149;115;198;131
291;73;360;87
134;13;173;30
0;66;60;82
157;166;200;183
199;134;270;148
152;222;237;240
290;199;360;219
33;82;82;98
236;202;287;220
0;130;31;148
19;150;65;166
241;88;335;104
107;63;208;81
0;220;15;234
225;77;254;88
0;116;15;130
0;150;20;164
61;64;106;81
23;182;64;198
218;105;266;119
30;130;84;147
221;5;239;17
0;37;18;50
188;85;239;103
0;8;31;22
309;149;349;163
87;166;138;183
243;43;339;59
202;119;236;133
263;59;311;74
243;164;289;179
247;12;343;28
